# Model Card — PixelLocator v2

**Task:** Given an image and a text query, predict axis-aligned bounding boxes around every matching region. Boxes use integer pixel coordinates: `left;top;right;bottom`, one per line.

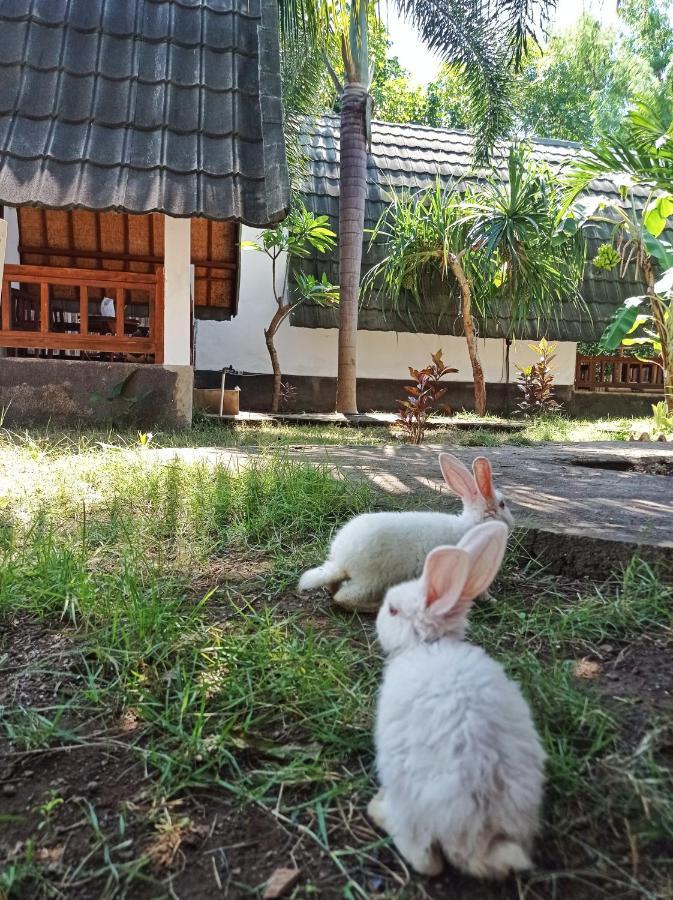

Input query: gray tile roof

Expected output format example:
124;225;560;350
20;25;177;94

292;115;667;341
0;0;290;226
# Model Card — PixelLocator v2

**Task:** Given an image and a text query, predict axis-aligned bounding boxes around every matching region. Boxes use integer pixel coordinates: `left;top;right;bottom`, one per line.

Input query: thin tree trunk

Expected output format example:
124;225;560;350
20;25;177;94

265;305;288;413
336;82;368;414
643;255;672;413
449;256;486;415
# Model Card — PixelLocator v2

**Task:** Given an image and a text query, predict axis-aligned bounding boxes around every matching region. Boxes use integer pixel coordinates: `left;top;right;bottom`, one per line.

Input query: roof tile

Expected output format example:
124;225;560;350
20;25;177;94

0;0;289;224
293;115;668;341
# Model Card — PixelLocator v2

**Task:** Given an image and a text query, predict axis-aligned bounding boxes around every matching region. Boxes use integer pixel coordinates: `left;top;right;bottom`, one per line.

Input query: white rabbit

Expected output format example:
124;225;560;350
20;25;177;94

369;520;546;880
297;453;513;611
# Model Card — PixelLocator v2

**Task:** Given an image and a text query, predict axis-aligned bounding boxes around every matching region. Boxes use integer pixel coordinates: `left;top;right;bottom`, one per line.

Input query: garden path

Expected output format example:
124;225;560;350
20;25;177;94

290;442;673;576
151;442;673;576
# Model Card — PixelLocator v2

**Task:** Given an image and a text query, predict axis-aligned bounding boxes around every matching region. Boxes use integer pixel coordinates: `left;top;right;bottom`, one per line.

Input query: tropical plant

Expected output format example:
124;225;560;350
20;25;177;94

516;338;561;416
651;399;673;436
599;268;673;411
461;146;587;331
569;97;673;198
396;350;457;444
367;148;586;414
569;96;673;411
243;204;339;411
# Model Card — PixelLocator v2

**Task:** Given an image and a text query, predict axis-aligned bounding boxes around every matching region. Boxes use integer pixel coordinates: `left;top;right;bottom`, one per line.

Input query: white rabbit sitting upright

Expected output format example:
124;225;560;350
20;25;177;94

369;521;546;880
298;453;513;611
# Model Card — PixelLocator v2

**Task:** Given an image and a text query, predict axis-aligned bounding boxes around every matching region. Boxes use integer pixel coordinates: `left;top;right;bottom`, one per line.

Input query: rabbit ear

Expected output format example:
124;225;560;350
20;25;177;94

439;453;479;503
422;546;472;617
457;521;508;600
472;457;495;503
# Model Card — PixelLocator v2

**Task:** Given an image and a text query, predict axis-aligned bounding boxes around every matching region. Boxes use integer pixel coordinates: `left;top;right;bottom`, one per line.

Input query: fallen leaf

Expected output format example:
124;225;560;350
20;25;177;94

263;867;301;899
144;815;207;872
574;658;601;679
119;708;140;732
36;844;65;865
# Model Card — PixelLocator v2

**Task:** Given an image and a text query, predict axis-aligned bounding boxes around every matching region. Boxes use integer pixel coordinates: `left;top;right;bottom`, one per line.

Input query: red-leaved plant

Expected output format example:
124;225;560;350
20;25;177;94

397;350;458;444
516;338;561;416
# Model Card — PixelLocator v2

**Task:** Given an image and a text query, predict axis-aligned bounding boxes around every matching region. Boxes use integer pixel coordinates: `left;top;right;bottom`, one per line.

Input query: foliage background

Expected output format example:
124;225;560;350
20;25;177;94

301;2;673;143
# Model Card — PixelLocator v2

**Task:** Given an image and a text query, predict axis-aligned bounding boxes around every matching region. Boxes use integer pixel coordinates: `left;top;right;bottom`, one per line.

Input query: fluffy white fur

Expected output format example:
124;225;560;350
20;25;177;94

297;453;514;611
370;522;546;880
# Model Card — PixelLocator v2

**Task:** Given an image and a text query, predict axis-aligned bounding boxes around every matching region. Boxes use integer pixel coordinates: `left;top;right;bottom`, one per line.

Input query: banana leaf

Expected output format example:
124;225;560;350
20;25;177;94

599;295;647;352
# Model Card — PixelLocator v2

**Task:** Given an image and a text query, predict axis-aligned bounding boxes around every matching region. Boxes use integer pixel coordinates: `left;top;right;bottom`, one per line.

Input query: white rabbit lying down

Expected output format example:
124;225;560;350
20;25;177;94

370;521;546;880
298;452;514;611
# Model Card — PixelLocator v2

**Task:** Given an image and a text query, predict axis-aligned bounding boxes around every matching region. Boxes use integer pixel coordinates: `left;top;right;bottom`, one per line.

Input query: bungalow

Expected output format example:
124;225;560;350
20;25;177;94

195;115;666;415
0;0;289;427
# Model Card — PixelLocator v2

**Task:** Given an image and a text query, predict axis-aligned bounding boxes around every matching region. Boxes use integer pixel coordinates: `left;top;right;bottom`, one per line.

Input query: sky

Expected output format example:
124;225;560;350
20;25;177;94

385;0;620;87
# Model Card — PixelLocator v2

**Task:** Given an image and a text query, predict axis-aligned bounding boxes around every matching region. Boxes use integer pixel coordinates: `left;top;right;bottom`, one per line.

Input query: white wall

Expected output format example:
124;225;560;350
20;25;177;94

0;218;6;282
163;216;192;367
197;226;578;384
2;206;19;265
1;206;20;288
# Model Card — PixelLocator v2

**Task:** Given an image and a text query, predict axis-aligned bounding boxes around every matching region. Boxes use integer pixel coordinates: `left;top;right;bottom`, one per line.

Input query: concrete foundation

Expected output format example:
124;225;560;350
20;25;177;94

194;371;574;414
195;369;664;418
569;390;664;418
0;358;193;429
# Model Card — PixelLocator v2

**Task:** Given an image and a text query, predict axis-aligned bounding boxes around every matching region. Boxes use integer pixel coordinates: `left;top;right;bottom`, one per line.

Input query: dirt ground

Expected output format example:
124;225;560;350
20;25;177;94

2;609;672;900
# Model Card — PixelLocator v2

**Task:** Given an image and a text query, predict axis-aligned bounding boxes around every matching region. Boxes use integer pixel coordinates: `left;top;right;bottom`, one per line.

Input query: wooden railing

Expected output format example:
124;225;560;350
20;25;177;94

575;354;664;392
0;264;164;363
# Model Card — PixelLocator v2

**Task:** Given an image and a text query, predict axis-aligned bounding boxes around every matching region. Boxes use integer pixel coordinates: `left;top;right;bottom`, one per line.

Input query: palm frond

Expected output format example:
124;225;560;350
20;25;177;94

394;0;512;160
393;0;555;161
567;93;673;200
281;41;332;189
277;0;333;43
492;0;556;69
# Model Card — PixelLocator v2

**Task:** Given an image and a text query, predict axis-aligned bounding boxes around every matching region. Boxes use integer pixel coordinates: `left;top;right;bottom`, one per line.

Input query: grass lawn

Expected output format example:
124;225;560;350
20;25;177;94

0;411;656;455
0;430;671;899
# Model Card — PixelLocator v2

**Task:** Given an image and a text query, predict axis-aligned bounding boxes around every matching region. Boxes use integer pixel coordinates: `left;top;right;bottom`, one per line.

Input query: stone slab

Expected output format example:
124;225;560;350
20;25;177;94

286;442;673;577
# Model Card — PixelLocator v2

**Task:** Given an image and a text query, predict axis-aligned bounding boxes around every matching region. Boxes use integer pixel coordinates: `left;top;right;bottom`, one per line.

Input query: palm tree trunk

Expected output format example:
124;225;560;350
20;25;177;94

336;82;368;414
449;256;486;415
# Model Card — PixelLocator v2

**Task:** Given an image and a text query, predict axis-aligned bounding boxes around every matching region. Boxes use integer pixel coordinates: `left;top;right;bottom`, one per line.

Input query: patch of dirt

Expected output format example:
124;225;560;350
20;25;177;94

191;553;275;596
0;615;78;710
572;636;673;736
2;613;672;900
570;457;673;476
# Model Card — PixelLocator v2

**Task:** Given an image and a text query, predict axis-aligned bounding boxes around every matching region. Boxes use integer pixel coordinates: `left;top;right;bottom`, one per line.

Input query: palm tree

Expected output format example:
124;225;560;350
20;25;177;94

278;0;558;412
366;149;586;414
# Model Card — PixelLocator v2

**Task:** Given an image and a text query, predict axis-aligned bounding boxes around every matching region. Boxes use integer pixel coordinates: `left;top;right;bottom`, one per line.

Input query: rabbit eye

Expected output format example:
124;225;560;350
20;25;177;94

499;500;505;509
389;606;399;617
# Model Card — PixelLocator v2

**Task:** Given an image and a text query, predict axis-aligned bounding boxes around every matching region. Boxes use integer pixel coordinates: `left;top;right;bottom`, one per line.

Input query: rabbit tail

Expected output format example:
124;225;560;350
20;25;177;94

298;560;346;592
484;839;532;876
451;837;532;880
